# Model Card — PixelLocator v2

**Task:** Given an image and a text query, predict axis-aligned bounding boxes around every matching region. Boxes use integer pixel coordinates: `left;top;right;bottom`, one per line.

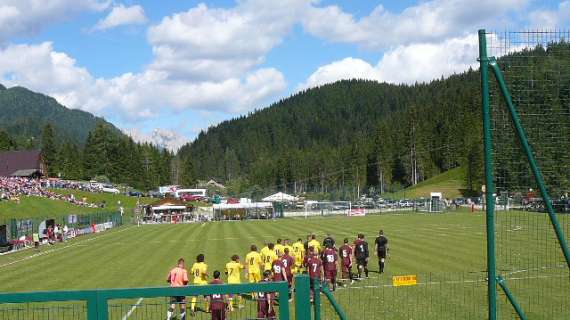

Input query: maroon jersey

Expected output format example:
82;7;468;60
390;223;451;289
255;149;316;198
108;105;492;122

209;279;226;311
272;259;286;282
307;255;322;279
322;247;338;271
257;279;275;318
339;244;353;266
281;254;294;278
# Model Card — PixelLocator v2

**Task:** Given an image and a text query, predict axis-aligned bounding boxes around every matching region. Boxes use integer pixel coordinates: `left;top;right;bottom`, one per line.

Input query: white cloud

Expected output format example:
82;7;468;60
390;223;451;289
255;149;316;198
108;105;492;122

93;4;147;31
301;34;479;88
0;0;109;42
302;0;526;49
529;1;570;28
124;128;188;152
147;1;312;81
0;0;534;128
0;42;286;121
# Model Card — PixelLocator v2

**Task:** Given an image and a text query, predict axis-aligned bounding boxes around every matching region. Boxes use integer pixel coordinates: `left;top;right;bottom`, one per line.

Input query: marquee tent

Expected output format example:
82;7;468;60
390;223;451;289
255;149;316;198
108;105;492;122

262;192;298;202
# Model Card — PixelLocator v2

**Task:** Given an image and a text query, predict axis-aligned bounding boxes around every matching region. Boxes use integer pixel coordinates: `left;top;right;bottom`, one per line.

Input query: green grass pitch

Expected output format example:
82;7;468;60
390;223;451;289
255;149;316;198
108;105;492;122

0;211;567;319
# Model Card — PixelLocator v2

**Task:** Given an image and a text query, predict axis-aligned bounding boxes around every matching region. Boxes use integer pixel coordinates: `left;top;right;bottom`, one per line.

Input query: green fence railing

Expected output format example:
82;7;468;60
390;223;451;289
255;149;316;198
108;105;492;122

0;275;348;320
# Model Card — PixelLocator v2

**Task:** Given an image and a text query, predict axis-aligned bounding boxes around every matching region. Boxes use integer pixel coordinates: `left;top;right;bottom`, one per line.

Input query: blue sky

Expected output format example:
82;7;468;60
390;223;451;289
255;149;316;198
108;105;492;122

0;0;568;149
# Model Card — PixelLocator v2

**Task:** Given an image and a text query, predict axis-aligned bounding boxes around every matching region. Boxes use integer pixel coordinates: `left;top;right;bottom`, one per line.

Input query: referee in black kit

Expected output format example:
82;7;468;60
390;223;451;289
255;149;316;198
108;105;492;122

375;230;389;274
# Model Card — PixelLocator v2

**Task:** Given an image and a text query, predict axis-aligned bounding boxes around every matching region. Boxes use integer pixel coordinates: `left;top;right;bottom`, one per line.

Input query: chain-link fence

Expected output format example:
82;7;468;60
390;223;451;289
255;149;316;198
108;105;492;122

480;29;570;319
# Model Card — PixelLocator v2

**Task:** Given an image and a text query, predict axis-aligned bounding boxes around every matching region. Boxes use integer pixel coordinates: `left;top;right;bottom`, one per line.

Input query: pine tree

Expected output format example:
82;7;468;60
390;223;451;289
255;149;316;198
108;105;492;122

41;123;57;176
0;130;16;151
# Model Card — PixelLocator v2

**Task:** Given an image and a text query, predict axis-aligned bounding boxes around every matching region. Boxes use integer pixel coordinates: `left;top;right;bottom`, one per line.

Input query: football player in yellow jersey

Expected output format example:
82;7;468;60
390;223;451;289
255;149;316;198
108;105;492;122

262;243;278;271
190;254;208;314
283;239;294;256
292;238;306;273
260;241;270;260
245;245;263;283
308;234;321;253
274;239;284;256
225;254;244;310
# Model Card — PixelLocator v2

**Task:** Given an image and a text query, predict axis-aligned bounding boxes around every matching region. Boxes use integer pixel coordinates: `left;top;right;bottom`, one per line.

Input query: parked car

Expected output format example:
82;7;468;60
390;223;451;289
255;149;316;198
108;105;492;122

102;185;120;194
128;190;143;197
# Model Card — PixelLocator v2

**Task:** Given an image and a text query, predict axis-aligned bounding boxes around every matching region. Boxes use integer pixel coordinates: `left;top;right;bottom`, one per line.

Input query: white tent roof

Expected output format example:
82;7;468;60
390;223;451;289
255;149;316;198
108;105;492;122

213;202;273;210
262;192;298;202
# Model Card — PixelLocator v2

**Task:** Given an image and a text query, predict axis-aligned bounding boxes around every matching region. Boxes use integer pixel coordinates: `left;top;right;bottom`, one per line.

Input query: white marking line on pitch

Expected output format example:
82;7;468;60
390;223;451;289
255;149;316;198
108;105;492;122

0;226;135;269
122;297;144;320
337;274;568;290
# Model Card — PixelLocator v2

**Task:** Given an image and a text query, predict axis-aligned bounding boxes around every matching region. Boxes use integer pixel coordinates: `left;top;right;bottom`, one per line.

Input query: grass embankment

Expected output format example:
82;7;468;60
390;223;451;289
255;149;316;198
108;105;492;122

387;167;470;199
0;190;153;221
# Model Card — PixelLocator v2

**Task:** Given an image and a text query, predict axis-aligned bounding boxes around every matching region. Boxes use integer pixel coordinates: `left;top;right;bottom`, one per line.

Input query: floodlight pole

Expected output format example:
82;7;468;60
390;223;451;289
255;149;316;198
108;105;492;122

478;29;497;320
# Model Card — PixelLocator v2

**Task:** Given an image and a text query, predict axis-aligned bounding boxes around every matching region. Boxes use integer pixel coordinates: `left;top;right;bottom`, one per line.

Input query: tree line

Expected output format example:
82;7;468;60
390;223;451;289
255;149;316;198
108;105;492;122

1;43;567;198
0;123;173;191
178;43;570;199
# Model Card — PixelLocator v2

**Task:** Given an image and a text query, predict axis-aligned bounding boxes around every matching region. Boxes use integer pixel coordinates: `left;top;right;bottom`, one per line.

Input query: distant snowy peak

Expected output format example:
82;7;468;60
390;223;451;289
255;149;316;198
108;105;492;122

124;128;187;152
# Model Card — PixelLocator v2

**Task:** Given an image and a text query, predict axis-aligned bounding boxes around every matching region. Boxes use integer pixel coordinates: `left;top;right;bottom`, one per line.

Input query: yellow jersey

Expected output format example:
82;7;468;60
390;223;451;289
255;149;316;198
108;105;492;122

292;241;305;265
190;262;208;285
261;250;278;271
245;251;263;274
225;261;244;284
260;246;270;259
308;239;321;253
274;244;284;256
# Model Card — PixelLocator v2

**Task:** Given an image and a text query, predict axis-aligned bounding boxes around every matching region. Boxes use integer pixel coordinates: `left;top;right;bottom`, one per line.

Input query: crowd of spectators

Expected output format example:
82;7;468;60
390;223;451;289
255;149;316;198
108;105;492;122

0;177;98;208
48;179;103;193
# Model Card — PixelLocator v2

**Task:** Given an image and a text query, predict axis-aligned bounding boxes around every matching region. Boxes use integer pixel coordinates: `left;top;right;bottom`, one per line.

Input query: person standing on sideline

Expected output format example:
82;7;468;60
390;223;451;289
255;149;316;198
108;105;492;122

375;230;389;274
166;258;189;320
63;225;68;242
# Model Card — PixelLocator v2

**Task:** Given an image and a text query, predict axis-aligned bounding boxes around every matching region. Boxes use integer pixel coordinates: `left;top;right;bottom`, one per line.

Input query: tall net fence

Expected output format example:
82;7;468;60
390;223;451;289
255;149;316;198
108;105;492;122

484;30;570;319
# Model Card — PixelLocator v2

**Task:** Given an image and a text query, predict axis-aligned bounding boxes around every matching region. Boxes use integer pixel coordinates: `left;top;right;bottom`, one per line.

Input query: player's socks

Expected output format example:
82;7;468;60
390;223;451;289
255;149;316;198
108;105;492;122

180;311;186;320
190;297;197;311
167;309;173;320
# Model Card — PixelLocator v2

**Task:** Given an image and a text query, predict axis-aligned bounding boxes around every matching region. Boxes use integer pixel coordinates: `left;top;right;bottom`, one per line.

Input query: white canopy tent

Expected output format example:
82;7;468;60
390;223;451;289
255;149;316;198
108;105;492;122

262;192;298;202
213;202;273;210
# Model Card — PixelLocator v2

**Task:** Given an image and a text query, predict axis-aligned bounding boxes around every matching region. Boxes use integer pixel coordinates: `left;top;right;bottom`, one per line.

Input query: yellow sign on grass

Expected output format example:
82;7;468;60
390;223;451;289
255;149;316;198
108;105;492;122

392;275;417;287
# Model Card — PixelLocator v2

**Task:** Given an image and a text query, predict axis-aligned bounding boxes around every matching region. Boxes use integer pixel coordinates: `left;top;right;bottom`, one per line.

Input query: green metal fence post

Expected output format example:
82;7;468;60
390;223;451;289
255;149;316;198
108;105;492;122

321;281;347;320
478;28;498;320
278;283;290;320
497;276;528;320
85;292;99;320
313;279;321;320
489;59;570;268
294;275;311;320
96;291;109;320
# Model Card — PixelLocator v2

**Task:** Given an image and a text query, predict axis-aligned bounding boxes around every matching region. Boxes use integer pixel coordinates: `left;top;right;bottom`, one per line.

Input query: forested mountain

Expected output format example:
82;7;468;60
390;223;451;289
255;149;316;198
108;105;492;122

0;85;172;191
178;72;483;198
0;85;120;146
178;43;570;199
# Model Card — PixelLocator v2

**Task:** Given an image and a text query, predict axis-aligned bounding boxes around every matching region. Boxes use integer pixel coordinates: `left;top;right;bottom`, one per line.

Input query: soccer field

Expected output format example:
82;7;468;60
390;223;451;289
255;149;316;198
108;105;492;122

0;211;567;319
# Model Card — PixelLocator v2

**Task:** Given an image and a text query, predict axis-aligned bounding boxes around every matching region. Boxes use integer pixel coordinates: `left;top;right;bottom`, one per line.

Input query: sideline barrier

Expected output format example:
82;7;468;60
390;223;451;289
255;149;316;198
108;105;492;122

0;275;350;320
